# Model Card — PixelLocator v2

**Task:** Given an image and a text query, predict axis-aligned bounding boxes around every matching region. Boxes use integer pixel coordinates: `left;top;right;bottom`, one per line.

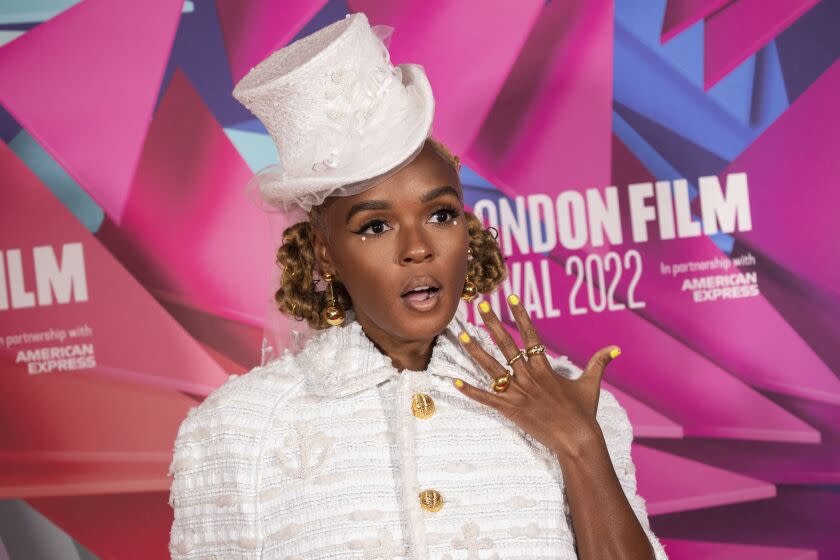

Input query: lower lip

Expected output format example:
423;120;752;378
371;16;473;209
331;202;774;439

401;289;442;312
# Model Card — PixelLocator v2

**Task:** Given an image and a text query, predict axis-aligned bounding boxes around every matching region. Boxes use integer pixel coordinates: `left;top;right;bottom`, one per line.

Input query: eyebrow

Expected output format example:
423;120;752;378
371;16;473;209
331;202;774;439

345;200;391;224
421;185;461;203
345;185;461;224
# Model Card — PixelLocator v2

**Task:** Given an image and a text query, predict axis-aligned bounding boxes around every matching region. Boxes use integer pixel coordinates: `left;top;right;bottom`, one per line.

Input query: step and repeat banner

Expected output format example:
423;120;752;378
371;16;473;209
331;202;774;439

1;0;838;558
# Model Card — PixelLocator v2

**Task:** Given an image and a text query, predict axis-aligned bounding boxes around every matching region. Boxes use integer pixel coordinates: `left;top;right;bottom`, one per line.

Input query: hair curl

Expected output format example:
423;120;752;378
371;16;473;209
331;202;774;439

274;139;507;329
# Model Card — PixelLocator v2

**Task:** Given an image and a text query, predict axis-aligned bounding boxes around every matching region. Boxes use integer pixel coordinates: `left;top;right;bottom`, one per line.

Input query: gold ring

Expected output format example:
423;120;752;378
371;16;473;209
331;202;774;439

506;350;527;367
491;373;511;393
525;344;546;356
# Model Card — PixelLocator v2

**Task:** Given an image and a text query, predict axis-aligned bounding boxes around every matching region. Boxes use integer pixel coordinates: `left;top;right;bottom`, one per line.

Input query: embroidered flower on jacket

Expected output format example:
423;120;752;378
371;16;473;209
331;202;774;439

451;521;497;560
272;421;333;479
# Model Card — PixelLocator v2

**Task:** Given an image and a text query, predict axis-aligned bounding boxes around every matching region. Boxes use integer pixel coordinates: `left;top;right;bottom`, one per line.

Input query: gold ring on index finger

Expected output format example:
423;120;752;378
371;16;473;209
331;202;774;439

506;350;527;367
525;344;546;356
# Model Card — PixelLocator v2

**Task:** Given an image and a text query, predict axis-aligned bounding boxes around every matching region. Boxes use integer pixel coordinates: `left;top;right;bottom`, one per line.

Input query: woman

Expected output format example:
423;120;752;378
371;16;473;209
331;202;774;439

168;13;668;560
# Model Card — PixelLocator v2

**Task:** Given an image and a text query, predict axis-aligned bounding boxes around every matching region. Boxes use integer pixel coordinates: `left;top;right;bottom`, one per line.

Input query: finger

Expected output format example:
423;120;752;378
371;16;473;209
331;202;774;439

582;345;621;386
505;294;551;371
477;300;528;376
452;377;505;410
458;331;511;381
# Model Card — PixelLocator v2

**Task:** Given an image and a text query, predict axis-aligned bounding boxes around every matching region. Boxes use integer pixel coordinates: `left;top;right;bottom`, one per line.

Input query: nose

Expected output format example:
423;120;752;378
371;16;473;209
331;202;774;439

399;223;434;265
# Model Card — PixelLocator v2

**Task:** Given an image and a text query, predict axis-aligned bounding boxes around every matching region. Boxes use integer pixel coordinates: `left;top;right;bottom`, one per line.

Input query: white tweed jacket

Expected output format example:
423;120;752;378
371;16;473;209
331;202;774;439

168;310;668;559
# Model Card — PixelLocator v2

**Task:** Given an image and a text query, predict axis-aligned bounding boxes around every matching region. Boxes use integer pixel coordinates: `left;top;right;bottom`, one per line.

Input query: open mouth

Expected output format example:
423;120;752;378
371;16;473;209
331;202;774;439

401;286;440;302
400;284;442;311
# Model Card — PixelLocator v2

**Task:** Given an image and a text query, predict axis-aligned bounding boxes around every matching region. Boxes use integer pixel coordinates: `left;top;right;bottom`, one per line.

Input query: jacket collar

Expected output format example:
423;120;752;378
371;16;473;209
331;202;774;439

296;309;488;398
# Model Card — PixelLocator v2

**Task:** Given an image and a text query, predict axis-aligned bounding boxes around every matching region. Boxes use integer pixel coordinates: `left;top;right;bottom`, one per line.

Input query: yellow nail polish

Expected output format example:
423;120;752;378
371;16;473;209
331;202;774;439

610;347;622;359
507;294;520;306
454;378;464;388
479;301;491;313
459;332;471;343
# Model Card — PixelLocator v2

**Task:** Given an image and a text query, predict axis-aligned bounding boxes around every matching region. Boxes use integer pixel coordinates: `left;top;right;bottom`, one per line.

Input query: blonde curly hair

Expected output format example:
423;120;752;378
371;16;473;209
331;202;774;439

273;138;507;329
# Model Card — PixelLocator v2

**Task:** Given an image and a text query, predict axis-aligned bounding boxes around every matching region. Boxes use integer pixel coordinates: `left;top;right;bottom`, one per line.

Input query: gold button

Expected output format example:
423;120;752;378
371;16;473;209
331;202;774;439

418;489;444;512
411;393;435;419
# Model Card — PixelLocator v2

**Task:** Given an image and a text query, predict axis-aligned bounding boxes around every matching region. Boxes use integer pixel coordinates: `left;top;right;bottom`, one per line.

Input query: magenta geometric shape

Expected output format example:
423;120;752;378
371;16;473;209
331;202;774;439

634;444;776;515
216;0;328;85
0;0;183;221
660;538;817;560
611;135;840;406
0;139;228;397
661;0;736;43
704;0;820;89
94;70;299;364
351;0;545;154
468;0;614;194
647;393;840;485
652;486;840;558
636;234;840;406
721;59;840;297
609;384;685;439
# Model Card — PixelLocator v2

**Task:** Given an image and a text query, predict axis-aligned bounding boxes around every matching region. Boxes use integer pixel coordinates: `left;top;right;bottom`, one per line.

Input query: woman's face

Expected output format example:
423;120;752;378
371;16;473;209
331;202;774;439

312;142;469;343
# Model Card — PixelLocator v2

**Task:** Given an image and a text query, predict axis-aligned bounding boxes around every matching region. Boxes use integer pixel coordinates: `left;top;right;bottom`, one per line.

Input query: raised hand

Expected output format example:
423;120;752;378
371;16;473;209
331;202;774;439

453;295;621;460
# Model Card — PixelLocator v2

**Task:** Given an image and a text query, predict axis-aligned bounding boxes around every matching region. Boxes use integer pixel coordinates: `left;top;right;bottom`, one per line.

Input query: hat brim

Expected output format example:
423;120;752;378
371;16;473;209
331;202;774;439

255;63;435;212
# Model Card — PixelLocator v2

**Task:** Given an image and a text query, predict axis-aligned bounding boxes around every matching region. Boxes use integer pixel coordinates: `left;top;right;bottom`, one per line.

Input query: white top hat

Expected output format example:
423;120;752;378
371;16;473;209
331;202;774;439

232;12;435;213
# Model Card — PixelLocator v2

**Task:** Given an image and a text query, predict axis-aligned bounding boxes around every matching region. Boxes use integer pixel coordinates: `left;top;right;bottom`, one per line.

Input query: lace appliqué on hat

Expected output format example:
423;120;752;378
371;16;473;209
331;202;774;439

314;27;401;173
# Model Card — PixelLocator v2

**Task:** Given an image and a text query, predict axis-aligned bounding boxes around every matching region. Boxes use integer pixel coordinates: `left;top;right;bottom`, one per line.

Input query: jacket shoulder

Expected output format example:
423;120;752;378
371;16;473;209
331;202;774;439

173;355;304;449
168;355;304;558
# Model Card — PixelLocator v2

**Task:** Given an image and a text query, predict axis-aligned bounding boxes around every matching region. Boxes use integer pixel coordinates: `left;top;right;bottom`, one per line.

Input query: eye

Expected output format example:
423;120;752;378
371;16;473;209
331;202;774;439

428;206;460;224
354;219;392;236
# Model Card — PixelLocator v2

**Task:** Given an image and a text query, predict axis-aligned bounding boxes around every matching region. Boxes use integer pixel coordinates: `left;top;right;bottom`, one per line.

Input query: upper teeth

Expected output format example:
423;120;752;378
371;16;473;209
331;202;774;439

410;286;430;292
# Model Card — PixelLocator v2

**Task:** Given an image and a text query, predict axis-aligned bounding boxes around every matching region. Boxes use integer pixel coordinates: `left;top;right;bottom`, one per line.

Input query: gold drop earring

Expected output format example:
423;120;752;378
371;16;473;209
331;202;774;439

321;272;345;326
462;247;477;301
461;275;477;301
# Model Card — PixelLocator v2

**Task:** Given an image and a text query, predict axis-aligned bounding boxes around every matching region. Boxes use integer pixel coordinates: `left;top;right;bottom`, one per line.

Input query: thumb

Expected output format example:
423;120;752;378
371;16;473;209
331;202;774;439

582;345;621;385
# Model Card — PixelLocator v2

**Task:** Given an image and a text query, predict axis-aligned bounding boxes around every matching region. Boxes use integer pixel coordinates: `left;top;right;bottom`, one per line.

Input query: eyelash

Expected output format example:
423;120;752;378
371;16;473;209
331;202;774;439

429;206;460;225
353;206;461;237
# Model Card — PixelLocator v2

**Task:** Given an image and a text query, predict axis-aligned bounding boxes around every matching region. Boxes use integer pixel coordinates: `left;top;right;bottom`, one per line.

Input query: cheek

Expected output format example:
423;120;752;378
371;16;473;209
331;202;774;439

432;228;471;304
439;231;470;272
331;238;392;294
328;238;405;317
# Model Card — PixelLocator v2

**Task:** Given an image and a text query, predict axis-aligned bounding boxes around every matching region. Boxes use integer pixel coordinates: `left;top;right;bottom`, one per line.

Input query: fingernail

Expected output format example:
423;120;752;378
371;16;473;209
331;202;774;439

454;378;464;388
459;332;471;343
479;301;491;313
610;347;622;359
507;294;520;306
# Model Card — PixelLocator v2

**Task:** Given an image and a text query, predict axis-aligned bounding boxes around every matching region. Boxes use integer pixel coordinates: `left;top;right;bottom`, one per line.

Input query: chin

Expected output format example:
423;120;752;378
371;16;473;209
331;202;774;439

389;290;460;340
407;312;456;339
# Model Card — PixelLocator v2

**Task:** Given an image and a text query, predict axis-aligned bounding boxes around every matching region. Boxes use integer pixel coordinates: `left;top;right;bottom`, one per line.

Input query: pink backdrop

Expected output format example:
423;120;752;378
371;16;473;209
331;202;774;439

0;0;838;558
